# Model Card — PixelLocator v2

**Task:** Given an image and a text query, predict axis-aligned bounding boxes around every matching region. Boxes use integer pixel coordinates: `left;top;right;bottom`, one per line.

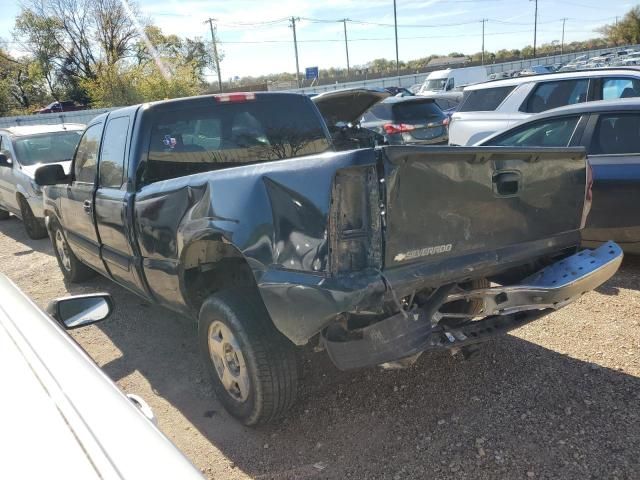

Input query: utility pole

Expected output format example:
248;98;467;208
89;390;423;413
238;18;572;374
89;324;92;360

342;19;350;78
290;17;301;88
481;19;487;65
205;18;223;92
531;0;538;58
393;0;400;83
561;17;568;54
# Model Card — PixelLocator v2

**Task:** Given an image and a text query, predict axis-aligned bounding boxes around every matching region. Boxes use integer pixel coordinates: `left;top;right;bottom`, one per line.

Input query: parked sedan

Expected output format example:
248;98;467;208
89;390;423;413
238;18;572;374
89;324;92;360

0;124;84;238
0;273;203;479
361;96;449;145
478;98;640;253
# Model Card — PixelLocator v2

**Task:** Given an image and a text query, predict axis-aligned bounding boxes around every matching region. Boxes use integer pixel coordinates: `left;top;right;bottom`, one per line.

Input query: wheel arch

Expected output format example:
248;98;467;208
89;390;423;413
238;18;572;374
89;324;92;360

179;236;262;317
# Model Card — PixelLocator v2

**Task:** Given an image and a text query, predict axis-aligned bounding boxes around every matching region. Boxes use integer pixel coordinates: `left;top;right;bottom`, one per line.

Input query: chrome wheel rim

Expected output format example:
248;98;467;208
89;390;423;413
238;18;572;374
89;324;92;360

208;321;250;402
55;230;71;272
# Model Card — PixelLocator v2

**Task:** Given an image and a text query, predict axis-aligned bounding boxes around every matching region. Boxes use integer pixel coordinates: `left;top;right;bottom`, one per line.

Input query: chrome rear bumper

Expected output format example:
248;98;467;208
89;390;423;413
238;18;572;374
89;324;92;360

324;242;623;370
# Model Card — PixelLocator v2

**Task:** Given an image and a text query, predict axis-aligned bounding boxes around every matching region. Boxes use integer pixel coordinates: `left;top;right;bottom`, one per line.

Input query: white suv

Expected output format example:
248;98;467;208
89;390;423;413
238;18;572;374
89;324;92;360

0;124;84;238
449;68;640;145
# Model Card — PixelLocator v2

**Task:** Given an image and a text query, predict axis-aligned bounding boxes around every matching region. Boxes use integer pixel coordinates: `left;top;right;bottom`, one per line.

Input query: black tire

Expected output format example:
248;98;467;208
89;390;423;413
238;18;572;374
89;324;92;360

50;221;95;282
18;197;47;239
0;209;10;220
198;289;298;425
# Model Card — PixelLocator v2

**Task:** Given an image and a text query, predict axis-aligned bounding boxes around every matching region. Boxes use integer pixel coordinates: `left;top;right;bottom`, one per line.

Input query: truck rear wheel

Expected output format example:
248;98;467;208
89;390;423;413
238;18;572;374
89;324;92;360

19;198;47;239
198;289;298;425
50;222;95;282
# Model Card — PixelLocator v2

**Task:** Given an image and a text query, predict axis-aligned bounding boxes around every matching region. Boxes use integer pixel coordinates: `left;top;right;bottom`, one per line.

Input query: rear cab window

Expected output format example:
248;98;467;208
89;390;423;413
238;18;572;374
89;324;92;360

142;95;331;185
458;86;516;112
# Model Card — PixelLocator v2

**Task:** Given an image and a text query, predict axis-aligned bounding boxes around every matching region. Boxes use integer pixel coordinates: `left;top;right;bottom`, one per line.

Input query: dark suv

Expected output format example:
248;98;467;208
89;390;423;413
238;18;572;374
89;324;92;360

361;97;449;145
36;101;87;114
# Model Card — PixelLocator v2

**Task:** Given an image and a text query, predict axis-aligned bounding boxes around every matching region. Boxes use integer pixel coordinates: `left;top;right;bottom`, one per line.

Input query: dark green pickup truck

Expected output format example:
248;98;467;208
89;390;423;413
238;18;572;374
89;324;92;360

36;90;622;425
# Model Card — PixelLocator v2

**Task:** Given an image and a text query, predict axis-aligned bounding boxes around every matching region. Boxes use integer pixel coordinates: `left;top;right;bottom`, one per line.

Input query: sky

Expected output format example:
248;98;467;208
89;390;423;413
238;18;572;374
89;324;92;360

1;0;637;81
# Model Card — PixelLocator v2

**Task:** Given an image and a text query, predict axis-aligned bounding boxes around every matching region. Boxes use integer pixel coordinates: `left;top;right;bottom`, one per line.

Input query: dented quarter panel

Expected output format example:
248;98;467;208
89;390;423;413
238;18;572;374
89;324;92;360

133;148;382;337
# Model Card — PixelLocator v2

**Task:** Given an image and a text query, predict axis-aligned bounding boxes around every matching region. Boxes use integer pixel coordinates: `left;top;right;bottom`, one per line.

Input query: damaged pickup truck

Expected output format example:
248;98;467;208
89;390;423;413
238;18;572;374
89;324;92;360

36;89;622;425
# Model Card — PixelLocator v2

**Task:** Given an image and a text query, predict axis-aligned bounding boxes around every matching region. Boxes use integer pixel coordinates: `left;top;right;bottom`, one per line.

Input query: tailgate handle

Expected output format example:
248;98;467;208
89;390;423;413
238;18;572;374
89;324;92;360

493;171;521;196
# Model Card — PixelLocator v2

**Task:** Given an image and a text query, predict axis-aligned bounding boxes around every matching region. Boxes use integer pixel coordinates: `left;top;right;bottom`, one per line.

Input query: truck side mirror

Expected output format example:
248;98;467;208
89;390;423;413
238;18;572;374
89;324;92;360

0;153;11;167
35;164;69;185
46;293;113;329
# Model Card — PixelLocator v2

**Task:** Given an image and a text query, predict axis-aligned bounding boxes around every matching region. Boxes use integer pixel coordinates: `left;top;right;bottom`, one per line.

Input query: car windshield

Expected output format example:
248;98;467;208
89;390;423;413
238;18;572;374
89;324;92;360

423;79;447;91
13;131;82;166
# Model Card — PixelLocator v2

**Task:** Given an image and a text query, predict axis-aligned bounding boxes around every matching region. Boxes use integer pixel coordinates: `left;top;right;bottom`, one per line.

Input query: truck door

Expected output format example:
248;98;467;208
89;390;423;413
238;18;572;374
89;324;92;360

61;123;106;273
94;114;149;297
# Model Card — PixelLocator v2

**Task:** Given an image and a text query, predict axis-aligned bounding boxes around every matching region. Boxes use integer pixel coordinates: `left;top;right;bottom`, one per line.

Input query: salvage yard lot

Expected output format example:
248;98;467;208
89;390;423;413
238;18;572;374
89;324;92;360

1;217;638;480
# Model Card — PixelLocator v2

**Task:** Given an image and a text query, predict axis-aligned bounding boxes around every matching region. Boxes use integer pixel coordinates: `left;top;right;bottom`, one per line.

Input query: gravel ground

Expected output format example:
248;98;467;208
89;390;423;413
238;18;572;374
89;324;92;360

1;216;639;480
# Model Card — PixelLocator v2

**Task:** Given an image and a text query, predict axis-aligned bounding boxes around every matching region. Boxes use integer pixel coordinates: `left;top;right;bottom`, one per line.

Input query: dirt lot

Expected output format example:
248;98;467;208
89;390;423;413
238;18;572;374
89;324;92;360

1;216;639;480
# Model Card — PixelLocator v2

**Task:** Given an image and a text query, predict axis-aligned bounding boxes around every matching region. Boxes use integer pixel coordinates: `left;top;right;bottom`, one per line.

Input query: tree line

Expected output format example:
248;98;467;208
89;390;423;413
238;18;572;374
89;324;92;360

0;0;216;116
1;3;639;115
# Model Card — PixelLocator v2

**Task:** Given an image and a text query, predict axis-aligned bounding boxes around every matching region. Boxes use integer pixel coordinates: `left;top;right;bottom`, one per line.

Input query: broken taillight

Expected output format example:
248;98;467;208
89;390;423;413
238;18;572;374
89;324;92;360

383;123;415;135
214;92;256;103
581;162;594;228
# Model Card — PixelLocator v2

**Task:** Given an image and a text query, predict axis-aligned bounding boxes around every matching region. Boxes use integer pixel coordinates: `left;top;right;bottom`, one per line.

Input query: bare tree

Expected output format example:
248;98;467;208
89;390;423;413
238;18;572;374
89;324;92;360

15;0;142;84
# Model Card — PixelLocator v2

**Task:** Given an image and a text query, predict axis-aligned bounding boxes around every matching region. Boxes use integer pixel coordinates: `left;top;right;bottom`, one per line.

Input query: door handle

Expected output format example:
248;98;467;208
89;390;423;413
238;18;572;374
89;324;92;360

492;171;521;196
83;200;92;214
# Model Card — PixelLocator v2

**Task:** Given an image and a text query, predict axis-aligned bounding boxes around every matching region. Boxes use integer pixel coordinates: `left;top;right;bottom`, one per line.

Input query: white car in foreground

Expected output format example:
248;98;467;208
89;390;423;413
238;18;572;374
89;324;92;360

0;274;203;479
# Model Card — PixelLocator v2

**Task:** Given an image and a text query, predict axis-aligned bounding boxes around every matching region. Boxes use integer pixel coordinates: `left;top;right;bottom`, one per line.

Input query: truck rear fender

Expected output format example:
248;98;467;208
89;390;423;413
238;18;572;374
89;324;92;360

179;236;257;316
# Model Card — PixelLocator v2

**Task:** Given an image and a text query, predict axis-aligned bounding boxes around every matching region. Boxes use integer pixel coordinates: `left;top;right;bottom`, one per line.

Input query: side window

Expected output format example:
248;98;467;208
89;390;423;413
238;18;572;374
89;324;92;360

73;124;102;184
458;86;516;112
0;135;9;158
590;113;640;155
523;79;589;114
99;116;129;188
487;116;581;147
601;78;640;100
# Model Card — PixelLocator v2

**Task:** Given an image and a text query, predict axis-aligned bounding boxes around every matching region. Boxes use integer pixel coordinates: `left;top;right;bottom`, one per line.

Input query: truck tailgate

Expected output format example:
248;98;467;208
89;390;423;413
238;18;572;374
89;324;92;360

382;146;588;269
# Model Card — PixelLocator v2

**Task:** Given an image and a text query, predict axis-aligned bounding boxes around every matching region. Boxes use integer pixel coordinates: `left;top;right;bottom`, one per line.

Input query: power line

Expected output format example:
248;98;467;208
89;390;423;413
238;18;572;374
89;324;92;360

216;28;590;45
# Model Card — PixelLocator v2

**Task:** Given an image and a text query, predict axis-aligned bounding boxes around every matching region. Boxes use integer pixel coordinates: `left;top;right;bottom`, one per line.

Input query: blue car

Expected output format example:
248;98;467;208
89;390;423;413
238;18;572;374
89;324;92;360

478;97;640;253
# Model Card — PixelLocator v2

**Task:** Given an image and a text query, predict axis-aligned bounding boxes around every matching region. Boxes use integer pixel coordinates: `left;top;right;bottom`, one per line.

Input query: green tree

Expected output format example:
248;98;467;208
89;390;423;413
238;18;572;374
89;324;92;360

599;7;640;45
14;0;143;102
